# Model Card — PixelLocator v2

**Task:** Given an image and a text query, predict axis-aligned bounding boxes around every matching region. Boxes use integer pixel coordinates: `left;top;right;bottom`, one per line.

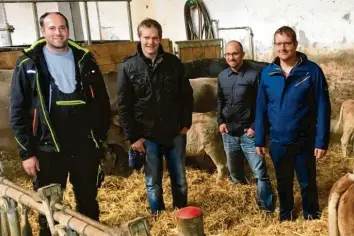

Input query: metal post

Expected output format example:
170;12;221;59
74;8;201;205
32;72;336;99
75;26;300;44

95;1;102;41
32;2;40;39
126;1;133;41
18;204;33;236
0;210;9;236
0;2;12;46
5;198;21;236
83;1;92;45
217;26;255;60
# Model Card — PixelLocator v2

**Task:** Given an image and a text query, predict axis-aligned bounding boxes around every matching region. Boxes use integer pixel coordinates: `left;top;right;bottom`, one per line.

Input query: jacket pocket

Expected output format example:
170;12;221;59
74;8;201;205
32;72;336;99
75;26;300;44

131;73;150;97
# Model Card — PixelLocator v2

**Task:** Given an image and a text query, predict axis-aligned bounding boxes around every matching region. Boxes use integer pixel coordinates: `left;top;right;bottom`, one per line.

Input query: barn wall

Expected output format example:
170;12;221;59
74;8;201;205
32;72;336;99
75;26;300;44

2;0;353;59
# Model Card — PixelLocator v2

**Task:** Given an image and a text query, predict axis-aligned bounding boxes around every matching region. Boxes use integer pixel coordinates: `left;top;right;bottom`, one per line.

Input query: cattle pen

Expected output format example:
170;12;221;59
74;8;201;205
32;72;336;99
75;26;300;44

0;0;354;235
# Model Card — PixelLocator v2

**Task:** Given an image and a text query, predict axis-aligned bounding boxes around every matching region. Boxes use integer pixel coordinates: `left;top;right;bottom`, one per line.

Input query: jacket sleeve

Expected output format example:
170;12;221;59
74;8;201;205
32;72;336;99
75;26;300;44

249;73;259;130
9;58;37;160
179;60;193;129
313;66;331;149
255;71;268;147
116;63;139;143
216;75;225;126
90;55;111;142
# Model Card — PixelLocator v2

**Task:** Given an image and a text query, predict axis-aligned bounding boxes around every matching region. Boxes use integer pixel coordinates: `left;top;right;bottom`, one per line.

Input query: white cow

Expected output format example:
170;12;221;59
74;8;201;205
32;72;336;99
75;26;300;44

108;112;228;180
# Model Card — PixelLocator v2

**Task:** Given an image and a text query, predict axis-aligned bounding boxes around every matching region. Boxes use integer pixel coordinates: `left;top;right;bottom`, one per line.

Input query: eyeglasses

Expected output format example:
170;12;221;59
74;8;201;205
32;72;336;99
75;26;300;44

224;52;241;58
274;42;293;47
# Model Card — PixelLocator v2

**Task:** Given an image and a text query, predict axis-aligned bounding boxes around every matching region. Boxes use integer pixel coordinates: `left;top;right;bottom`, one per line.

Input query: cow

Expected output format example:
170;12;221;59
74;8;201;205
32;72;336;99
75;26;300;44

107;112;228;181
328;172;354;236
189;77;217;112
0;69;16;151
334;99;354;157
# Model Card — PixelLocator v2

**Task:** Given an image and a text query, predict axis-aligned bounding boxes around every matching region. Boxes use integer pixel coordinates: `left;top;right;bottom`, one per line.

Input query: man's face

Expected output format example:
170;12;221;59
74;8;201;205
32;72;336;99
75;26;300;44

139;26;161;57
41;14;69;50
274;33;297;61
224;42;245;70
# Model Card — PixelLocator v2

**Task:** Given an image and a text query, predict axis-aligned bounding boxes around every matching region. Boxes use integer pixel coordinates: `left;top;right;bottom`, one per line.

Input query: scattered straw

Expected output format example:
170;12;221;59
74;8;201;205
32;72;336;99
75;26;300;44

1;142;352;236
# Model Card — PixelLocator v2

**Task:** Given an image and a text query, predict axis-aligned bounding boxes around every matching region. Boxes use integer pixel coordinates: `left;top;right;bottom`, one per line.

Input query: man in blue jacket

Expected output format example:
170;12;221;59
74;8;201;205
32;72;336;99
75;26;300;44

255;26;331;222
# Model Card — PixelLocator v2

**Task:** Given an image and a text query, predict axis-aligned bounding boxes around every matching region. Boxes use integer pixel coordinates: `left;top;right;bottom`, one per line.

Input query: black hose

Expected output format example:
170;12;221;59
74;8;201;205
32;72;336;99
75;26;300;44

184;0;215;40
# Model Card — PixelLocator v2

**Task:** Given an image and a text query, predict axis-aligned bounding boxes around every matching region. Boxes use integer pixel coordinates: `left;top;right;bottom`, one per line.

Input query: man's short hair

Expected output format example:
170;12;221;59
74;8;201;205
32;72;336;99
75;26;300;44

273;26;297;43
137;18;162;38
39;12;69;28
227;40;244;52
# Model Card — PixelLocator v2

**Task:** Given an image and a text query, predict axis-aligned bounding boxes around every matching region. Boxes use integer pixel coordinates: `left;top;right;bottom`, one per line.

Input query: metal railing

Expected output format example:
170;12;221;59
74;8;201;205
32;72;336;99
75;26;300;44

0;0;133;46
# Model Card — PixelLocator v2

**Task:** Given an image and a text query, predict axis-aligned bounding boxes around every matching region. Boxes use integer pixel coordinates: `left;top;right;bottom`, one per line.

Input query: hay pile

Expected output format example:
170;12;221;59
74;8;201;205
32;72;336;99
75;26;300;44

311;52;354;119
1;142;353;236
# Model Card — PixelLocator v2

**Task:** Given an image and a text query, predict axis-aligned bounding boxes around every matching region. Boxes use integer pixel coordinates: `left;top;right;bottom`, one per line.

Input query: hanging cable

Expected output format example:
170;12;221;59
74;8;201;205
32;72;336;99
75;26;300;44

184;0;215;40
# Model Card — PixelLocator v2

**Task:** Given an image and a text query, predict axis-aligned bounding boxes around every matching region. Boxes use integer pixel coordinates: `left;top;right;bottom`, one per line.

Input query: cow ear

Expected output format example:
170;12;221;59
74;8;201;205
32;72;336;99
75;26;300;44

112;116;120;126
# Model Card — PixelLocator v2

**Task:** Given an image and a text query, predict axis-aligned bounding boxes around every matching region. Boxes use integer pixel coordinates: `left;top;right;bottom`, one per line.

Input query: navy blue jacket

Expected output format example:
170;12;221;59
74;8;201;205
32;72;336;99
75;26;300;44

255;52;331;149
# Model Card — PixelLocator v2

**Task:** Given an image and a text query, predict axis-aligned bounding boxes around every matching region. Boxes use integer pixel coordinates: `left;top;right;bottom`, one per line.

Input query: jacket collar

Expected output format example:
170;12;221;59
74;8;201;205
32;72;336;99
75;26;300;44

22;38;89;64
272;51;307;68
227;62;246;77
137;42;165;64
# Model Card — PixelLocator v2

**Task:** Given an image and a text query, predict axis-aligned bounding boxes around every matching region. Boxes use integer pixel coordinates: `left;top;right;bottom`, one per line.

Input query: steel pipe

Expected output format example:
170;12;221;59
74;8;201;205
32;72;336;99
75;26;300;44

83;1;92;45
5;198;21;236
0;0;131;2
0;178;114;234
0;209;10;236
217;26;255;60
126;0;133;41
32;2;40;39
0;184;112;236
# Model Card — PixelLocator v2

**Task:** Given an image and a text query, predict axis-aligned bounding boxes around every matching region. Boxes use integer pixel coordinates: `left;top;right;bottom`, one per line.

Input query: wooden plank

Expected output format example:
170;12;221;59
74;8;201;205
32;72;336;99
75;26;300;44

0;39;173;72
100;64;117;73
192;47;205;60
215;45;221;58
204;46;216;59
180;48;194;62
0;51;22;70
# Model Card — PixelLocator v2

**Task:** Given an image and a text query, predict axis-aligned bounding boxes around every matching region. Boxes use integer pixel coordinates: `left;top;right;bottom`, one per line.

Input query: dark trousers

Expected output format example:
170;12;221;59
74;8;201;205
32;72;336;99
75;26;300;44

269;142;319;221
34;149;100;236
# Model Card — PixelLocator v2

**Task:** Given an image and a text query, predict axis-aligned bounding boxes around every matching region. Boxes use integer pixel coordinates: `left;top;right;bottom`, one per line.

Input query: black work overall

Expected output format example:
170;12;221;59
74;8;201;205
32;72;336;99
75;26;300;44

34;76;101;236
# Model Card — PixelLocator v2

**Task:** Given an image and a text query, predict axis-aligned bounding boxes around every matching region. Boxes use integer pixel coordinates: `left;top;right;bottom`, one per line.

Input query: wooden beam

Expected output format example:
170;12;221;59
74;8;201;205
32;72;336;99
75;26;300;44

0;39;173;72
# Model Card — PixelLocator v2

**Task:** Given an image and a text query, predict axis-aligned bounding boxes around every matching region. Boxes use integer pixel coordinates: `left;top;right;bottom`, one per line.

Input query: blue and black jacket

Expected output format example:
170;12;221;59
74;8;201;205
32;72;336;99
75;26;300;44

10;38;111;160
255;52;331;149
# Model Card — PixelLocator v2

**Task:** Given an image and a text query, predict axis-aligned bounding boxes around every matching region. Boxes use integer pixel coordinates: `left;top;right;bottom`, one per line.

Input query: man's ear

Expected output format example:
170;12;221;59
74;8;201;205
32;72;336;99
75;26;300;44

40;27;45;37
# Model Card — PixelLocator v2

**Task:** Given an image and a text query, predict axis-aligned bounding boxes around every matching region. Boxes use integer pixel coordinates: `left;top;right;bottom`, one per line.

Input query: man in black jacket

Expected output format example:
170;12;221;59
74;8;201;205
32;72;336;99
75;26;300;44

9;12;110;235
217;41;274;213
117;18;193;214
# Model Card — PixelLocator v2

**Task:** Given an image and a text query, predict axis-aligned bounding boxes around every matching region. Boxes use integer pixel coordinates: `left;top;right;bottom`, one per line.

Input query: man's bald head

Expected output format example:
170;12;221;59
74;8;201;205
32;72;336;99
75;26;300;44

225;40;244;52
224;40;245;71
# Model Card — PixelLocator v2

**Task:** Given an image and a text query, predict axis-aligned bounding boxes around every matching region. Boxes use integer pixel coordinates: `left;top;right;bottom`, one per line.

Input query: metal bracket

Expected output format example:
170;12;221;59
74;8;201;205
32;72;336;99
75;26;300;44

116;217;151;236
0;23;15;33
38;184;63;236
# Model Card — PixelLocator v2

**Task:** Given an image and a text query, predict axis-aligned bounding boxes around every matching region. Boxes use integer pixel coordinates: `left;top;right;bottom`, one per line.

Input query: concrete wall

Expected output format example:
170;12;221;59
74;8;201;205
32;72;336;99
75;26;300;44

2;0;354;60
153;0;354;60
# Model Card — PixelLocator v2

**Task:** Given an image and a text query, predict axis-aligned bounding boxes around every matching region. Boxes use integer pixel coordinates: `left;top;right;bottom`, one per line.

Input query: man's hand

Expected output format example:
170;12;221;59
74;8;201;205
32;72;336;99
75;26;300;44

246;128;255;137
314;148;327;159
219;124;228;134
179;127;189;135
131;138;146;153
22;157;40;176
256;147;266;157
